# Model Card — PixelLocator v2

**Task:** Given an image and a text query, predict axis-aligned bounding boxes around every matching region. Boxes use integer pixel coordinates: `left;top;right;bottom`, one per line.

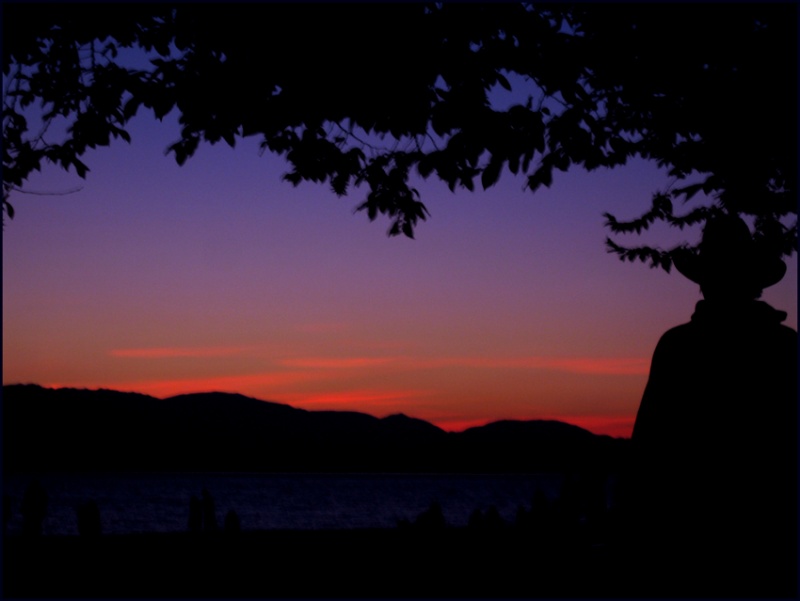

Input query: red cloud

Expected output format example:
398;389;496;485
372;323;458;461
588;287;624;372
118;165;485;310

409;356;650;375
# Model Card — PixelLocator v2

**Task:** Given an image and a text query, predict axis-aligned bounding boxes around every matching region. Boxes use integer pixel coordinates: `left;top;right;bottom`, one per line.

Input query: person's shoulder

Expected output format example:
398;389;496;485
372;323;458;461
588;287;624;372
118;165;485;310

761;301;797;342
656;321;696;344
775;323;797;345
649;322;698;358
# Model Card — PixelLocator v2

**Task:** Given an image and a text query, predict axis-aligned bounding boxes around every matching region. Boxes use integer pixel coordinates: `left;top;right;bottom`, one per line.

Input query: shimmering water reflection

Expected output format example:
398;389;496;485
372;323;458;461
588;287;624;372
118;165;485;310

4;472;571;535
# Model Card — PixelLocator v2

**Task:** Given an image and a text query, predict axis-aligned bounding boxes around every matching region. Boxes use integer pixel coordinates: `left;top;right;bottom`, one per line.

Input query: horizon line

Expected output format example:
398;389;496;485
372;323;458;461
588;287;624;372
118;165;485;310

2;381;635;439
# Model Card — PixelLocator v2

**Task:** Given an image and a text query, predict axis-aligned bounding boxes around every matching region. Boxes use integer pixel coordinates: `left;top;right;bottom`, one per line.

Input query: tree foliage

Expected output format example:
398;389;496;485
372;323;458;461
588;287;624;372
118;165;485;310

3;3;796;265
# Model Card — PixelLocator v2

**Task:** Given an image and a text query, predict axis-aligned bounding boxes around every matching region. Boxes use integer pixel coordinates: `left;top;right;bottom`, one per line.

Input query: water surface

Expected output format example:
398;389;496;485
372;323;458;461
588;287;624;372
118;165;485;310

4;472;568;535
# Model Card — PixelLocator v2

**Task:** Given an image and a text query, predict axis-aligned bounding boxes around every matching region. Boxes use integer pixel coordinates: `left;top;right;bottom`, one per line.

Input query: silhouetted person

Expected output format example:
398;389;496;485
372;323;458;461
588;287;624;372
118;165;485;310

188;495;202;533
628;213;797;595
201;488;218;532
3;494;11;535
517;489;554;541
483;505;504;529
551;474;587;539
514;504;530;530
20;480;48;537
469;506;504;532
468;507;484;529
530;488;550;516
224;509;241;533
76;500;102;538
414;500;446;530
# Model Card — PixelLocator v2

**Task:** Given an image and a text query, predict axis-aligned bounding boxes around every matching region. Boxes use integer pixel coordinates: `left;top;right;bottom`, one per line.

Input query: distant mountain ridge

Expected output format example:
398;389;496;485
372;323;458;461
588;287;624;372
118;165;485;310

2;384;629;473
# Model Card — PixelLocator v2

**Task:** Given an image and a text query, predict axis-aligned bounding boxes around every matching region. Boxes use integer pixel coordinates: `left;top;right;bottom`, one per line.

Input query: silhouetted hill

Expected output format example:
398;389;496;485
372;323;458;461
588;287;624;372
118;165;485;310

454;419;626;472
2;384;629;473
463;419;595;439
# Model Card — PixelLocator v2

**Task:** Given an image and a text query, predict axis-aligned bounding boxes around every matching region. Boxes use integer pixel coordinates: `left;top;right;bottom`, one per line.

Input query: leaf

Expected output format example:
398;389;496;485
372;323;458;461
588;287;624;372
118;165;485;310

72;158;89;179
481;156;503;189
152;97;174;120
417;154;435;178
676;182;703;202
330;172;349;196
282;172;302;186
496;72;512;91
522;150;534;173
527;165;552;192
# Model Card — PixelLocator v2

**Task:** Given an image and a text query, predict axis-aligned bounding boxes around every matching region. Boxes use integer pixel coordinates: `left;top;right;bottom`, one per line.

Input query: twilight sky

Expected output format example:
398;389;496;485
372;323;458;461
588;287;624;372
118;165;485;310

3;101;797;437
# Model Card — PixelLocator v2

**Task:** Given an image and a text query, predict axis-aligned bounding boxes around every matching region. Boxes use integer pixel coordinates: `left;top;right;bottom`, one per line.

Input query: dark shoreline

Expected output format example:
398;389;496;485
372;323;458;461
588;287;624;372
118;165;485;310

4;528;633;598
6;527;796;599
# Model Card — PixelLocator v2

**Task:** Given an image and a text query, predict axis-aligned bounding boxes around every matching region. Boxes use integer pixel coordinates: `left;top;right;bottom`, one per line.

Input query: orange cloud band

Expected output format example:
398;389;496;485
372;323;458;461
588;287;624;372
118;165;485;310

278;355;650;375
290;389;432;407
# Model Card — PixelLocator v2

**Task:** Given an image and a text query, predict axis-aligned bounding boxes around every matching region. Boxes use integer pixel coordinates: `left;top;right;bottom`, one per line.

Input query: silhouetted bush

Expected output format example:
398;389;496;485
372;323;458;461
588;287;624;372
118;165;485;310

201;488;217;532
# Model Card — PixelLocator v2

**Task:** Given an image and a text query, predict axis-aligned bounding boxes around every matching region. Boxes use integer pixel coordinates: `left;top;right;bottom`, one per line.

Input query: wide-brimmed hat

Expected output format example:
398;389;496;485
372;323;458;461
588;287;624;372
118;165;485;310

672;213;786;290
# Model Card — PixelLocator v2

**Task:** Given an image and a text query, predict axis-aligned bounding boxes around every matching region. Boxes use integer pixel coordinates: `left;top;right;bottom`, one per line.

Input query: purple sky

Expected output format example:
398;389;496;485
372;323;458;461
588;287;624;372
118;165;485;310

3;102;796;437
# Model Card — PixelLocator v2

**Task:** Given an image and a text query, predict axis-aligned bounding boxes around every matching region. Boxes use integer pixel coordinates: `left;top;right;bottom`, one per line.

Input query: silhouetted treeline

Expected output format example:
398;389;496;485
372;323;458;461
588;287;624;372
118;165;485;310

2;385;629;473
